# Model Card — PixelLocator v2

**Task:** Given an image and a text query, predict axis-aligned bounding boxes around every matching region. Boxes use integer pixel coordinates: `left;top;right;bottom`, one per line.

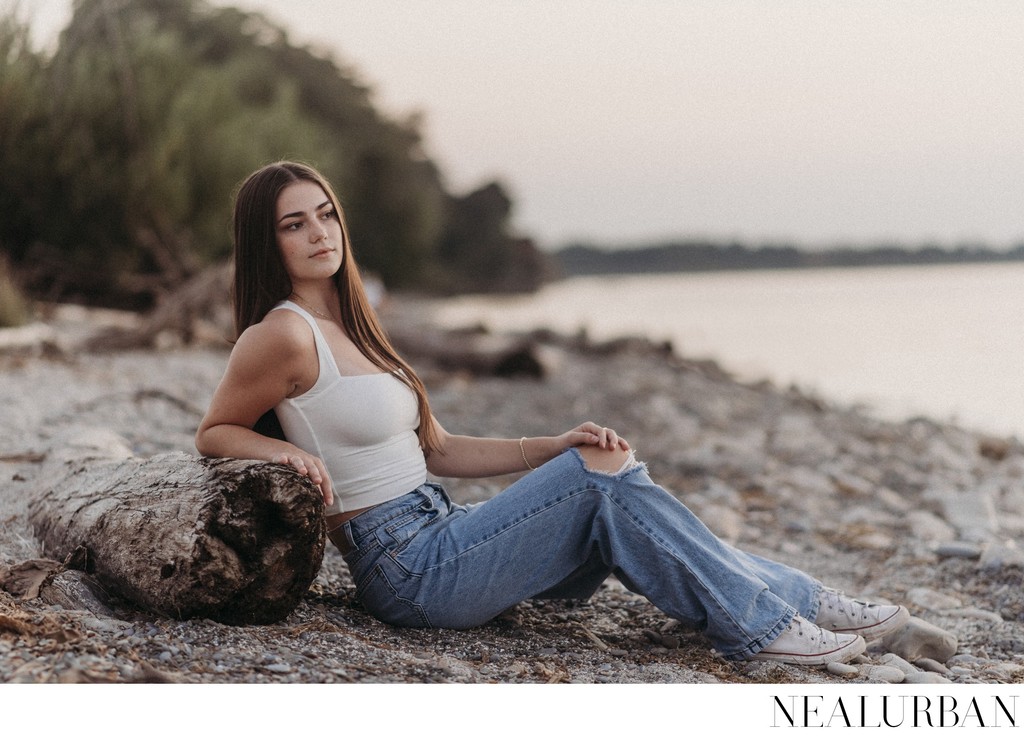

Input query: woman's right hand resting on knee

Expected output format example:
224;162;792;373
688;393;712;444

558;421;630;453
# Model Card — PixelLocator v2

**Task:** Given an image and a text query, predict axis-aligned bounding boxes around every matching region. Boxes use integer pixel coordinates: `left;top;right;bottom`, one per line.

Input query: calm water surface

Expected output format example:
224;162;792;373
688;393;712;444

429;263;1024;438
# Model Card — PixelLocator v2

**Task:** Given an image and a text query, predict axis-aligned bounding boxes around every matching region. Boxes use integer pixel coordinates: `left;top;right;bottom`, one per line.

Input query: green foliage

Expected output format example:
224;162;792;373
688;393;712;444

439;182;546;293
0;0;543;307
0;255;29;328
0;13;51;268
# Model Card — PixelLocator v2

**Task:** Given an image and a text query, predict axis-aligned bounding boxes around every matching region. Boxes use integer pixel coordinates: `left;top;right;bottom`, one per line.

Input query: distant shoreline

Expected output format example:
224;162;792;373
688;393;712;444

552;241;1024;278
425;262;1024;441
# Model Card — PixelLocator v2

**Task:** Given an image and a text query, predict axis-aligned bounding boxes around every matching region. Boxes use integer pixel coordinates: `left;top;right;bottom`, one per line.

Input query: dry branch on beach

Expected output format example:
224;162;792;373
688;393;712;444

387;322;552;378
26;429;325;625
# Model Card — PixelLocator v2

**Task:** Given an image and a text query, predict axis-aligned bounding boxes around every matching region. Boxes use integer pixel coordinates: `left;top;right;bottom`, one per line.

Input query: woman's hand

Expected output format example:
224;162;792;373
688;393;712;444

272;451;334;507
557;421;630;453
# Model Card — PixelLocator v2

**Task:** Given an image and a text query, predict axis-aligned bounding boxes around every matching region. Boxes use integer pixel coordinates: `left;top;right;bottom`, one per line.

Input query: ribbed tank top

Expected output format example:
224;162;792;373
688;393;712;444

270;301;427;515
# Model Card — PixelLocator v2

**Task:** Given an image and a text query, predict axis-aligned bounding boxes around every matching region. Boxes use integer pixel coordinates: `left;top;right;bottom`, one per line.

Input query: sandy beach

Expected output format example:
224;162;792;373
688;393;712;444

1;297;1022;687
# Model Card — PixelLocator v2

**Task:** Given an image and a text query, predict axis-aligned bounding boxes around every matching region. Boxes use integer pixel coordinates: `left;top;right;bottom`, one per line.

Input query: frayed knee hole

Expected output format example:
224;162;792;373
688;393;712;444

578;447;639;476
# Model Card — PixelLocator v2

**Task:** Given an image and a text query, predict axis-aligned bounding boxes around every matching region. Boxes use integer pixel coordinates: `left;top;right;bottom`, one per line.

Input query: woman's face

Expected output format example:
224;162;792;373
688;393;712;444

274;180;344;286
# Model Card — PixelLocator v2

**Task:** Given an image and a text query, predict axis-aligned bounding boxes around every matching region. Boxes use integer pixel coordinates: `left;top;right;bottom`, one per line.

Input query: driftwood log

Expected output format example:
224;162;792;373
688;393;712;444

388;323;551;378
27;430;325;625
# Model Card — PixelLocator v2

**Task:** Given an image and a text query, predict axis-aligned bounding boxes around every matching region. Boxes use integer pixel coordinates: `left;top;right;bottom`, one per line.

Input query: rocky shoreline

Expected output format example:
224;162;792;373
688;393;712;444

0;299;1022;687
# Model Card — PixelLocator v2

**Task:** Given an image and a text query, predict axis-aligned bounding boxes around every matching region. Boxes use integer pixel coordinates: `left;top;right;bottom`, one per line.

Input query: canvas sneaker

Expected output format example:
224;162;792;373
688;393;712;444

815;587;910;642
751;615;866;666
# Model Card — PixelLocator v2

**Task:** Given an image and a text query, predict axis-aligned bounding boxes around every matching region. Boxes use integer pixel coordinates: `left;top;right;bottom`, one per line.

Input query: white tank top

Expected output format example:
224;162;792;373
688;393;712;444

270;301;427;515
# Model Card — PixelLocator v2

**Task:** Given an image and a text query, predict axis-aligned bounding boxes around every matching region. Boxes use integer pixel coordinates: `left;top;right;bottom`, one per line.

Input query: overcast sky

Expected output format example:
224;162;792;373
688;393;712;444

14;0;1024;250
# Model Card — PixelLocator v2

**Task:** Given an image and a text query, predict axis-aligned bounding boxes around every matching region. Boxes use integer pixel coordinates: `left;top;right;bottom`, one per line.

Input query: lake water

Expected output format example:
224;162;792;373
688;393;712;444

427;262;1024;439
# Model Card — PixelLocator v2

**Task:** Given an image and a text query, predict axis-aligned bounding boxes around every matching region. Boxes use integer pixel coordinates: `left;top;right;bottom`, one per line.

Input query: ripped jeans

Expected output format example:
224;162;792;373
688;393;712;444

334;447;822;660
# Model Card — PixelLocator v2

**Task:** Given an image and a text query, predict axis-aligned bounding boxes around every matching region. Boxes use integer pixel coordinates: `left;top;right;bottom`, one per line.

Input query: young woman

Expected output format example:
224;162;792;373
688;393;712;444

196;161;909;666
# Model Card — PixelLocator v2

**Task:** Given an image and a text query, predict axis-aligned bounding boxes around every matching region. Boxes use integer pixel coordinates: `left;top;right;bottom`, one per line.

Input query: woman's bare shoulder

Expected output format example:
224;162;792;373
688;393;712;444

247;308;311;339
232;309;314;365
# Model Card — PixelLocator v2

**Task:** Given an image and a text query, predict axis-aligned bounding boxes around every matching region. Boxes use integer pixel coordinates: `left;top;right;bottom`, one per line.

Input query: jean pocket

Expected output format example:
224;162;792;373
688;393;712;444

356;562;431;627
380;505;440;555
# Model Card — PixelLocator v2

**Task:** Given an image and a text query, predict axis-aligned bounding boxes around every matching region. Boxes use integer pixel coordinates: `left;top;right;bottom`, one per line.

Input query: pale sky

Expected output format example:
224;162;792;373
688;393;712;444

13;0;1024;250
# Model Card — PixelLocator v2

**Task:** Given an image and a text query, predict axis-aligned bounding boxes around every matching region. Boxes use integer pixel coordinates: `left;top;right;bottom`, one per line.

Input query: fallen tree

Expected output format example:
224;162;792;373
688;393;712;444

27;429;325;625
387;323;551;378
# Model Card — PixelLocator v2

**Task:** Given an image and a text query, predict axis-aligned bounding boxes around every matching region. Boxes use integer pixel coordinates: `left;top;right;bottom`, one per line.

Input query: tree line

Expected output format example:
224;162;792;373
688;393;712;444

555;240;1024;277
0;0;546;315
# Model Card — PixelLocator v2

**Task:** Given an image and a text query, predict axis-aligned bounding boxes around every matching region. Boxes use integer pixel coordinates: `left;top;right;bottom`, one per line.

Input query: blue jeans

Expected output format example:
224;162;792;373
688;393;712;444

334;448;822;660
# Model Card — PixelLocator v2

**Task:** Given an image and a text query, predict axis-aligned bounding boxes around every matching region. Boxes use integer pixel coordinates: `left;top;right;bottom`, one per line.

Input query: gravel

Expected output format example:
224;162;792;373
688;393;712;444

1;303;1022;691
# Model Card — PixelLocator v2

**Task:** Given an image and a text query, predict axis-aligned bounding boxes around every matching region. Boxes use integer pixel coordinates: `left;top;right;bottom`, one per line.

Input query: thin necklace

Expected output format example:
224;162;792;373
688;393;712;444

289;293;335;322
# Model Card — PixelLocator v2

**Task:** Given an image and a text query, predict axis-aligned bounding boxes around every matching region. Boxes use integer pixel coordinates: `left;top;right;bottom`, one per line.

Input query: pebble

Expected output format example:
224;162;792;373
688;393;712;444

906;587;962;612
913;658;950;674
877;653;917;676
658;635;680;649
698;503;743;543
78;617;123;635
847;529;895;550
932;488;998;542
826;661;859;677
830;472;874;497
908;511;957;542
700;479;742;507
864;665;906;683
980;665;1017;682
947;654;985;668
935;541;982;559
771;414;837;462
979;542;1024;571
902;671;952;684
947;606;1003;622
880;617;958;663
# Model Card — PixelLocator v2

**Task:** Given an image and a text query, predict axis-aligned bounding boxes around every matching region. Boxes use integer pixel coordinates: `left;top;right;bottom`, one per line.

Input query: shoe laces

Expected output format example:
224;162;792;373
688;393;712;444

819;588;876;621
788;615;838;646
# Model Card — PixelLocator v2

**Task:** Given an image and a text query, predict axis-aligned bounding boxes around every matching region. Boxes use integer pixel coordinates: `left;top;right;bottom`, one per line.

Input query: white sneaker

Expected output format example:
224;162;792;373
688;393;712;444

815;587;910;642
751;615;866;665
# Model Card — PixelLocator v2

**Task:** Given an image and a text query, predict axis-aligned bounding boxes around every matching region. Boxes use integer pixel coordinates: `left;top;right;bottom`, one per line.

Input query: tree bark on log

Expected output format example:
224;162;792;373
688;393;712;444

27;430;325;625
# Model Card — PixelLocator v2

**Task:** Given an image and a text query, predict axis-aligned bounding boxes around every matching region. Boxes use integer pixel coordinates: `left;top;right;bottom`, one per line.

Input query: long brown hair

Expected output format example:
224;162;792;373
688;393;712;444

232;161;439;454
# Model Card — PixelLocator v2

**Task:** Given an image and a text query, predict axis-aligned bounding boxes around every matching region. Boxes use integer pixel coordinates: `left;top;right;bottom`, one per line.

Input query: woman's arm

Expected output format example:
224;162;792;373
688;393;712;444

425;416;629;479
195;314;334;505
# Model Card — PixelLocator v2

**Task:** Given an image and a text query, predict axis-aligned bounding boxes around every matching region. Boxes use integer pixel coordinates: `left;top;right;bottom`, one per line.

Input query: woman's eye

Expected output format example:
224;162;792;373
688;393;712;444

322;209;336;219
